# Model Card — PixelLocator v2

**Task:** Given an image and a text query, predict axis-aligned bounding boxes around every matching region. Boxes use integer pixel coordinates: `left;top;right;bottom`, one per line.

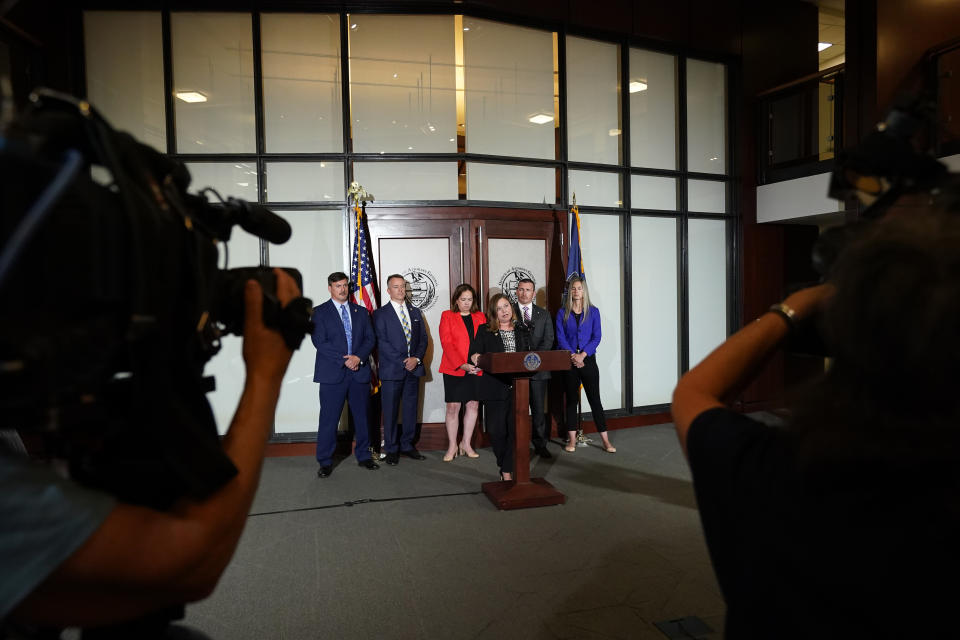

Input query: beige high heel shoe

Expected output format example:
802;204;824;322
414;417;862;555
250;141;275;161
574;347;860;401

458;443;480;459
442;448;459;462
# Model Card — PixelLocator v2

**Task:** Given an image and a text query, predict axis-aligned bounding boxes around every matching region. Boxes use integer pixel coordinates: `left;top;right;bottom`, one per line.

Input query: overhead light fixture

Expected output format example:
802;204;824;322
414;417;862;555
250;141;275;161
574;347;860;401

528;113;554;125
176;91;207;103
608;128;621;137
629;81;648;93
463;27;470;31
818;42;833;52
350;23;358;30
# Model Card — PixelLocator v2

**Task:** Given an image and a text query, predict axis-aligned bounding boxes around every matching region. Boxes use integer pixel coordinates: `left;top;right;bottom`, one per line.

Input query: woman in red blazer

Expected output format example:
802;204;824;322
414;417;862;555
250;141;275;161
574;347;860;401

438;283;487;461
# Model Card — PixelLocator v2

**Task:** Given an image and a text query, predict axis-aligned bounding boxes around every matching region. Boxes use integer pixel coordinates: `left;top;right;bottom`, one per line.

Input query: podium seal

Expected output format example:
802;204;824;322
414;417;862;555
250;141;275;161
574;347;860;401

523;352;542;371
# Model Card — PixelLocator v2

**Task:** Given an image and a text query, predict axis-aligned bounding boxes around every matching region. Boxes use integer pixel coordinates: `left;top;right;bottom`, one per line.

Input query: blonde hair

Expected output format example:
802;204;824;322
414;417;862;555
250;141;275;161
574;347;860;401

486;293;517;332
562;276;591;322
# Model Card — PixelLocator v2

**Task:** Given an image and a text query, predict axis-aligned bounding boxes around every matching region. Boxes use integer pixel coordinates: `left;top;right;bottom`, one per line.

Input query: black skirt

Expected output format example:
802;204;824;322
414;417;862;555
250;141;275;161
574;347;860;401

443;372;480;403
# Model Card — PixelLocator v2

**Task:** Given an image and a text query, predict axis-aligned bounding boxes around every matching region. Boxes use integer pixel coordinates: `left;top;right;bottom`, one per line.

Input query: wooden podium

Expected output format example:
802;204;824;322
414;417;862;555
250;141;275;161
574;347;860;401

476;350;571;510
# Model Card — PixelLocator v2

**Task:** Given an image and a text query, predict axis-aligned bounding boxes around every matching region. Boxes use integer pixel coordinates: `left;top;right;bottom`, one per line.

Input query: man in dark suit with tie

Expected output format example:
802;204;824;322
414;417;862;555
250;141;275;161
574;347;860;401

373;274;428;465
312;271;378;477
514;278;556;458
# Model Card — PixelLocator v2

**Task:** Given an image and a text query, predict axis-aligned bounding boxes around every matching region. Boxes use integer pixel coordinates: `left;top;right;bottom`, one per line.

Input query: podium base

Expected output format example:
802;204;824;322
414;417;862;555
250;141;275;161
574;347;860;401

481;477;566;510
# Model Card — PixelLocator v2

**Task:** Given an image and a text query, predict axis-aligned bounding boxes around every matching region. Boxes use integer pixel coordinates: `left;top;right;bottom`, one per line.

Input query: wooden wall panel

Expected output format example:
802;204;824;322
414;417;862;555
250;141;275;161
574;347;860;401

877;0;960;113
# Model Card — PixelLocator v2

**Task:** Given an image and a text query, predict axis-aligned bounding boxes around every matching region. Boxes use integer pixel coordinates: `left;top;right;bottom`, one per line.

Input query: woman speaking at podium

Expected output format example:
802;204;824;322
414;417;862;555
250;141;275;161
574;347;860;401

469;293;530;481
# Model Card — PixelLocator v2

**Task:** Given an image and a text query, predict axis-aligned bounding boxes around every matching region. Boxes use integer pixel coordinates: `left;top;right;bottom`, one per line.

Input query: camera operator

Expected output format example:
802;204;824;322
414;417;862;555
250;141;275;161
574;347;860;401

672;210;960;638
1;269;299;632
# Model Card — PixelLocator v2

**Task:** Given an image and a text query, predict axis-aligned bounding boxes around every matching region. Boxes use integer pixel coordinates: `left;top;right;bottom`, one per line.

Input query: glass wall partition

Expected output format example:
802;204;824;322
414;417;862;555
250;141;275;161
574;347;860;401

83;9;735;427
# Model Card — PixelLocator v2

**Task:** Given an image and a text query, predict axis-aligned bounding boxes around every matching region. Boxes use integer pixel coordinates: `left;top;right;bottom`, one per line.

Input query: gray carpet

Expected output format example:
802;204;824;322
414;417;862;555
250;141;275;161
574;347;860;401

184;424;725;639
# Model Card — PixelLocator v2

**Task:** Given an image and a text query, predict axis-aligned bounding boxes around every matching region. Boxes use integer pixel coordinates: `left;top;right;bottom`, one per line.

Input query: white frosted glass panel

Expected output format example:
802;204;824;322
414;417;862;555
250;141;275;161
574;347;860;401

580;213;623;410
688;179;726;213
184;162;258;203
631;175;677;210
270;210;345;433
261;14;342;153
172;13;255;153
463;18;555;159
265;162;345;202
631;217;678;406
486;238;546;304
350;15;456;153
353;162;457;201
204;225;262;435
84;11;166;152
566;36;620;165
688;218;728;368
630;48;677;170
568;170;622;208
687;59;727;174
467;163;555;204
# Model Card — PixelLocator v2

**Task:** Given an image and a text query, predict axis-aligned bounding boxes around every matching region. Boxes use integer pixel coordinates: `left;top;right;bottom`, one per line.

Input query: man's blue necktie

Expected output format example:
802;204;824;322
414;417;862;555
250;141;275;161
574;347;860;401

340;303;352;354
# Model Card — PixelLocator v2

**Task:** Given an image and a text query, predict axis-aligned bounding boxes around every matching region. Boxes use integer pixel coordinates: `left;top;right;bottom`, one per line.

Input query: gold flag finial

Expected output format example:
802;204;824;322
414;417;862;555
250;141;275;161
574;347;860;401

348;181;375;206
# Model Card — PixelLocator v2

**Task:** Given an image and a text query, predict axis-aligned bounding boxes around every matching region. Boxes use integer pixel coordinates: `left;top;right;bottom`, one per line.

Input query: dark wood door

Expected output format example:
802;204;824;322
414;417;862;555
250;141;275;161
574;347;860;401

365;207;565;449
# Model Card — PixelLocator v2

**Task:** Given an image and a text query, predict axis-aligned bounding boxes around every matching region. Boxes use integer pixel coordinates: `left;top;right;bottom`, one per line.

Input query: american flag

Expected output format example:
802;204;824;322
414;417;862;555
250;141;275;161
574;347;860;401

349;203;381;394
349;203;382;456
350;204;377;313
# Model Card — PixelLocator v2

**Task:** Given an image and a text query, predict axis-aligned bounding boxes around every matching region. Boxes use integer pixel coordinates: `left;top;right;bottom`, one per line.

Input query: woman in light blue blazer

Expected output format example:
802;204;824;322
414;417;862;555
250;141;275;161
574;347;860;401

555;276;615;453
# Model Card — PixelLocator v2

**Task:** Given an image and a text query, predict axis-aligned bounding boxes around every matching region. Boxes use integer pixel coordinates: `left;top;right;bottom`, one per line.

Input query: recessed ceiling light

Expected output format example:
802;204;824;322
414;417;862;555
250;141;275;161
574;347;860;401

608;128;621;136
350;23;358;30
463;27;470;31
393;73;398;78
175;91;207;103
629;81;648;93
528;113;554;125
818;42;833;52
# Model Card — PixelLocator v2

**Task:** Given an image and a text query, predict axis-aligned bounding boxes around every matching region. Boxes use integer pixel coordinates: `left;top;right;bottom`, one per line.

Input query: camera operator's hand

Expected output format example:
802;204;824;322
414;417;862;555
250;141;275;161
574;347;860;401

781;283;834;322
672;283;835;455
241;268;299;383
11;269;303;628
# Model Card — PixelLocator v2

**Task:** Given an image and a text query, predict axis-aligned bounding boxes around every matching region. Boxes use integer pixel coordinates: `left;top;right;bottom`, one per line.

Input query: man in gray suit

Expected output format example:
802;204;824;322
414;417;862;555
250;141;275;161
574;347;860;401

514;278;555;458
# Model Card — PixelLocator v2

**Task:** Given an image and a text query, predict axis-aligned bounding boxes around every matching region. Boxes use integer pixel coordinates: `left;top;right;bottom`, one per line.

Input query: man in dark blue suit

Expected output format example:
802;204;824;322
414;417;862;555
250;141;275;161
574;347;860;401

312;271;378;477
373;274;428;465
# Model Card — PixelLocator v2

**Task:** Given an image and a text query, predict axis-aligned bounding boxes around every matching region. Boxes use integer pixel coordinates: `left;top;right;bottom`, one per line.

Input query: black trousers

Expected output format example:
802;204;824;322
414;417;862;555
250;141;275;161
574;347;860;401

484;397;515;474
563;355;606;432
529;378;548;448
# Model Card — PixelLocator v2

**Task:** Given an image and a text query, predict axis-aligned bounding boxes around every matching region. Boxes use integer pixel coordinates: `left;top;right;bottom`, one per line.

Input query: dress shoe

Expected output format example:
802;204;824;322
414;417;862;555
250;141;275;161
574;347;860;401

385;452;399;465
400;448;426;460
458;443;480;458
535;446;553;459
358;459;380;470
317;465;333;478
442;449;459;462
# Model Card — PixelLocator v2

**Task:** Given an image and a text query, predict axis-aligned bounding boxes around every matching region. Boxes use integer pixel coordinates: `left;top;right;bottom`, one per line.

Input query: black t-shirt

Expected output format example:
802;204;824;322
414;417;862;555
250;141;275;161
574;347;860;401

460;313;474;338
687;407;960;639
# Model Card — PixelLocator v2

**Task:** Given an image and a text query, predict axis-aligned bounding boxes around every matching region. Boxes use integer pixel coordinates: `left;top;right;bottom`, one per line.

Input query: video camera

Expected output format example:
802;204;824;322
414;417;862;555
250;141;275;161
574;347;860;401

0;89;313;508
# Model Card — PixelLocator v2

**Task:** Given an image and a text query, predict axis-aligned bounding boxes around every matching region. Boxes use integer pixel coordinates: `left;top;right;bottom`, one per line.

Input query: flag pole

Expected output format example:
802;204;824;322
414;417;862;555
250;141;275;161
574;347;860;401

347;181;386;459
570;196;592;447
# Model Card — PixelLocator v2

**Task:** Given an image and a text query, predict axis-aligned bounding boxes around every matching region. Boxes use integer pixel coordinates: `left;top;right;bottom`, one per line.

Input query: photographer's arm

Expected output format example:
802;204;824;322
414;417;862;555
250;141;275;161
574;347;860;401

12;270;298;627
671;284;833;456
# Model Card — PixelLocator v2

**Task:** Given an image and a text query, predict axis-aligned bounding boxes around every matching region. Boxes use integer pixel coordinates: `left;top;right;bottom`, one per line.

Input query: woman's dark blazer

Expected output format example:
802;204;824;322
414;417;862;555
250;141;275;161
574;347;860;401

468;324;532;400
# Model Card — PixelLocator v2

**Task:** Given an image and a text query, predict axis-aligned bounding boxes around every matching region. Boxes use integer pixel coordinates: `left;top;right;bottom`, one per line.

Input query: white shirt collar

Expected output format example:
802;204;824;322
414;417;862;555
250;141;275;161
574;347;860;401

390;299;407;314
